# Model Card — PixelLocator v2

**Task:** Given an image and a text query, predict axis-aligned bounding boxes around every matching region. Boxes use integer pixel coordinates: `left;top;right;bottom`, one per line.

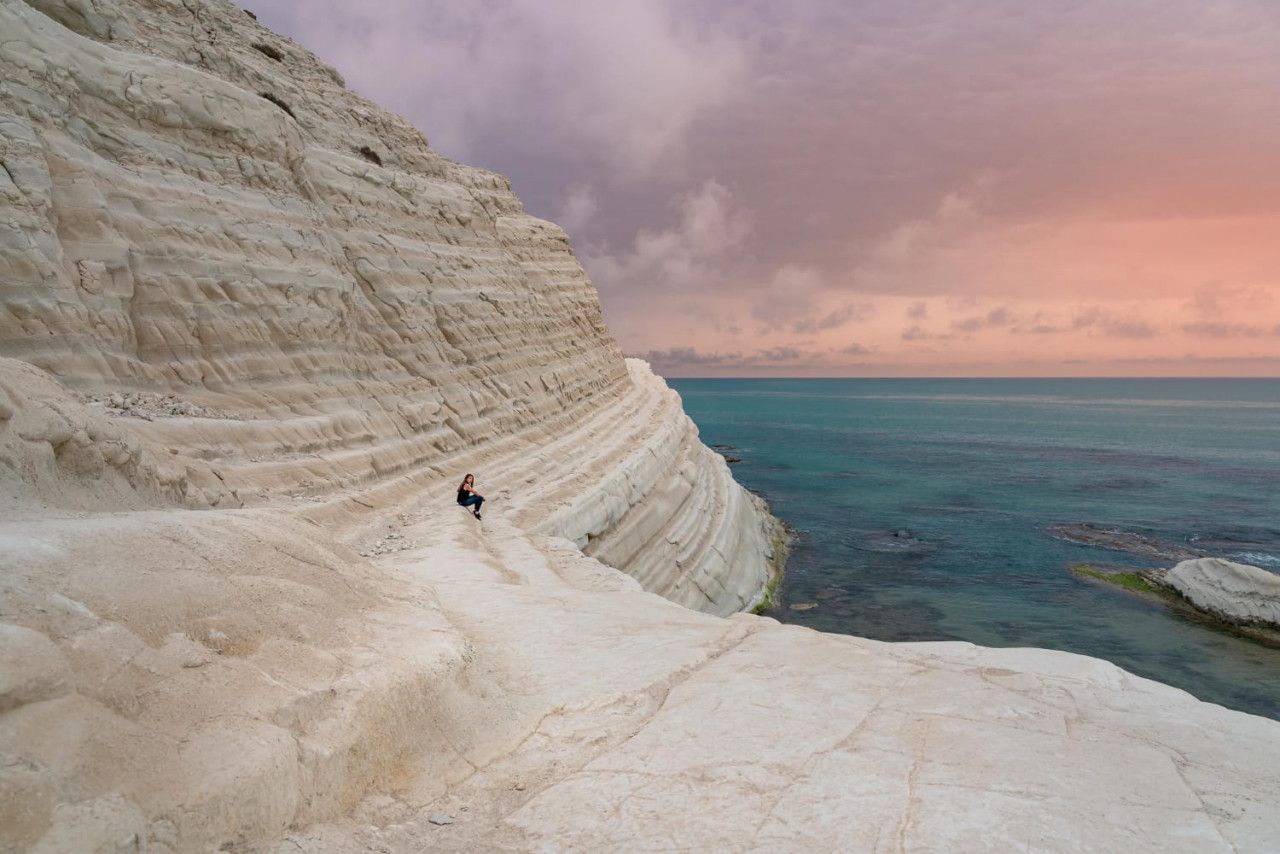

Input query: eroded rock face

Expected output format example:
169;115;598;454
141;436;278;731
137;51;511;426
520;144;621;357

1166;557;1280;629
0;2;780;847
0;0;774;609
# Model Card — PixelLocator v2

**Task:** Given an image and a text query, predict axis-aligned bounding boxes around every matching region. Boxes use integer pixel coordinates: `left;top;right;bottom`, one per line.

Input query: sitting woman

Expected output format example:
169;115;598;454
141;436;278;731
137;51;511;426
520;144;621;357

456;473;484;519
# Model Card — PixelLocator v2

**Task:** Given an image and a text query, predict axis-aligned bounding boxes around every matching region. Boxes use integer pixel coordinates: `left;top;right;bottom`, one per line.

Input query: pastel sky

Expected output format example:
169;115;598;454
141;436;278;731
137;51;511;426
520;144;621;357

251;0;1280;376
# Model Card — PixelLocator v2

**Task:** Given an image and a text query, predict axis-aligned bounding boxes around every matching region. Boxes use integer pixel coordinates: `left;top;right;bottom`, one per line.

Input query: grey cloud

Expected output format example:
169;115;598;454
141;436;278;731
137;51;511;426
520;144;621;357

792;306;849;334
1110;354;1280;365
756;347;801;363
1020;309;1156;338
748;264;820;330
1011;306;1172;340
1187;282;1275;319
1103;320;1157;339
841;342;871;355
901;325;954;341
907;301;928;320
789;303;872;335
1181;322;1266;339
951;306;1013;333
636;347;742;368
557;184;601;236
583;180;751;297
638;346;807;369
1072;309;1102;329
636;344;849;373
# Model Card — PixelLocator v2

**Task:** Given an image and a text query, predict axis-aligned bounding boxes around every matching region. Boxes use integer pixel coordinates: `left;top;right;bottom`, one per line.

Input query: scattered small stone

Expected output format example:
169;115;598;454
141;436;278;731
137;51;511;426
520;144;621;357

83;390;236;420
514;782;525;791
427;813;453;826
789;603;818;611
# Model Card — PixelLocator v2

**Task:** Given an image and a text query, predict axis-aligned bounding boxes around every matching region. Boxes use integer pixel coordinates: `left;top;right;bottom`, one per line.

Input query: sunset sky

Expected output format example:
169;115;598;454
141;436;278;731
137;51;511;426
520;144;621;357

252;0;1280;376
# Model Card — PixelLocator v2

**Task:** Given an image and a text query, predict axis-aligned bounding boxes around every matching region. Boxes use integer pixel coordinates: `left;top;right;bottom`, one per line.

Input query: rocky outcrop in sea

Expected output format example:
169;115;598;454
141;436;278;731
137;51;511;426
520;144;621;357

1166;557;1280;630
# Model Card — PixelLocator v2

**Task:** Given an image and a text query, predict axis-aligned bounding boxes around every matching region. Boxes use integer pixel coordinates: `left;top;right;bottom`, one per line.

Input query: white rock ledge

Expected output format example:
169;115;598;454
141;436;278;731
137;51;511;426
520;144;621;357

528;360;779;616
1166;557;1280;629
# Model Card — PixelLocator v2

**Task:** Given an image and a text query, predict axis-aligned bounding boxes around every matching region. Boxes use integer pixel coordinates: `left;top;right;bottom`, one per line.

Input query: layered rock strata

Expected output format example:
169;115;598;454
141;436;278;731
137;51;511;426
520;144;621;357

1;1;1279;853
0;0;775;612
1166;557;1280;630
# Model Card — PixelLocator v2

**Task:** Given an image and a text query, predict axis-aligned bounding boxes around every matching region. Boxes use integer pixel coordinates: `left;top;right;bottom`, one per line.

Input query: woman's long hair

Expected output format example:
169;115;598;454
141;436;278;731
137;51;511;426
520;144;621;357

458;473;474;492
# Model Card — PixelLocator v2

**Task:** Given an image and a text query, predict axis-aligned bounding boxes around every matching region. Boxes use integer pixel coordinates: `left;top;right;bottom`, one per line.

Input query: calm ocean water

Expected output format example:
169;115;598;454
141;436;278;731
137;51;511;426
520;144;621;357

669;378;1280;721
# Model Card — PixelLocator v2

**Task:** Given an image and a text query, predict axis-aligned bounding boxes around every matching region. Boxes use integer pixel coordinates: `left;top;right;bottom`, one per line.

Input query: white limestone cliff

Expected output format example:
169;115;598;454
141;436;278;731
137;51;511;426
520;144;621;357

1;1;1279;852
0;0;776;613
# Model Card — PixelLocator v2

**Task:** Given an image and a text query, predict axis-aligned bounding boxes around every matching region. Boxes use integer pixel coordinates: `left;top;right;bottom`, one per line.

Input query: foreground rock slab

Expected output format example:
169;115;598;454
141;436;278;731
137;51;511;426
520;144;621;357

241;510;1280;853
8;464;1280;853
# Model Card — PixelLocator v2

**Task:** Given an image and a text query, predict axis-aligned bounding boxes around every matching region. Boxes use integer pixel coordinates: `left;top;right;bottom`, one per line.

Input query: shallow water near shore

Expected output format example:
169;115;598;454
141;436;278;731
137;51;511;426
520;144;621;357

670;378;1280;721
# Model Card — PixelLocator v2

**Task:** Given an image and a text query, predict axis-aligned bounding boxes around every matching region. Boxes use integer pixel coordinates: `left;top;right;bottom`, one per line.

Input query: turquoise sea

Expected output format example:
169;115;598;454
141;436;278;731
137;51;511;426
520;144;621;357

669;378;1280;721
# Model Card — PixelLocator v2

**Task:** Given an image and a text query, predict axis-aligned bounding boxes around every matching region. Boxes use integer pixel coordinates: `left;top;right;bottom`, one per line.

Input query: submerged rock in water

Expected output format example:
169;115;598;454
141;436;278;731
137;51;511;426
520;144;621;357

1166;558;1280;630
856;529;937;554
1049;523;1203;563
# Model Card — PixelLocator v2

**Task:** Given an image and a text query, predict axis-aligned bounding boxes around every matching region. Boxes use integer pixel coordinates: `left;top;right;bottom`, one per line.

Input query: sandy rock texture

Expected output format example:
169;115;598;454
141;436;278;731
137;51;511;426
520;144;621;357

1166;557;1280;630
1;1;1279;852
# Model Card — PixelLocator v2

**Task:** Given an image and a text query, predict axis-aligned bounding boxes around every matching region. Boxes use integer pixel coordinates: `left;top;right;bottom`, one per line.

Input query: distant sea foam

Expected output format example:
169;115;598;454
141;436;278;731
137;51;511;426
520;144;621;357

1231;551;1280;569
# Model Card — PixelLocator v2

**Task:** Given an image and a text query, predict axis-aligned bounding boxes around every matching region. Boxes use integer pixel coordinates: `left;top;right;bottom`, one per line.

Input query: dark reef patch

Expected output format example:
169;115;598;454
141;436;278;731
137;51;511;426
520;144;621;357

1049;523;1203;563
